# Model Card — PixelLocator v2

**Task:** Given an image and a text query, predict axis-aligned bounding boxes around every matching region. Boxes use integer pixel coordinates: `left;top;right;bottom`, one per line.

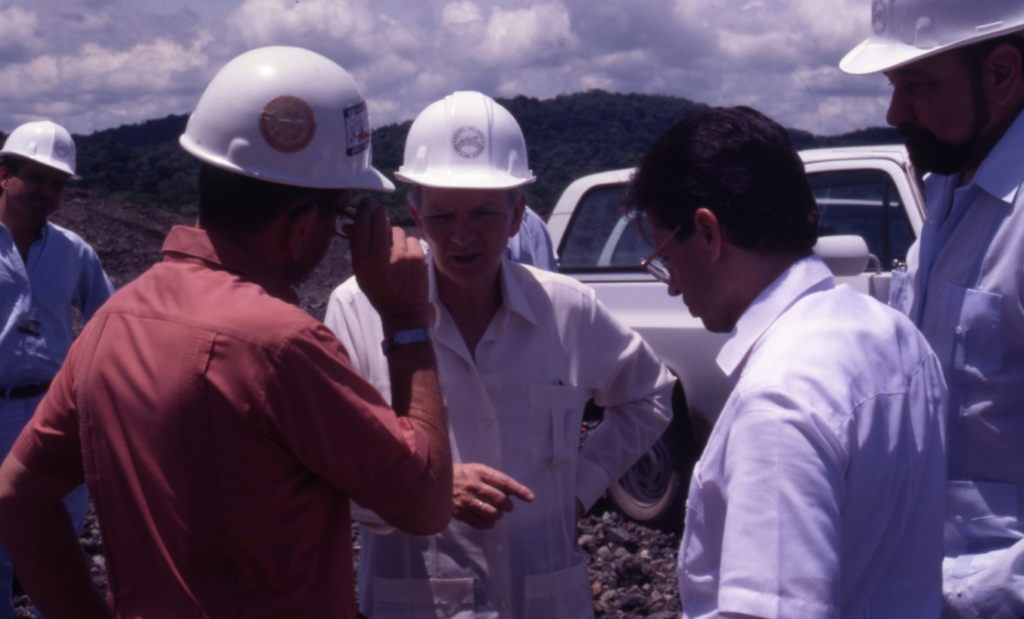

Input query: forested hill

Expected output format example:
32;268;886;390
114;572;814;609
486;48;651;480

0;90;900;226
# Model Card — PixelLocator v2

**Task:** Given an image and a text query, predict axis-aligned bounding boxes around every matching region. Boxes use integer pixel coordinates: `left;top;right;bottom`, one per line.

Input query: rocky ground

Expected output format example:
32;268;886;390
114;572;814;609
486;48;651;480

13;190;684;617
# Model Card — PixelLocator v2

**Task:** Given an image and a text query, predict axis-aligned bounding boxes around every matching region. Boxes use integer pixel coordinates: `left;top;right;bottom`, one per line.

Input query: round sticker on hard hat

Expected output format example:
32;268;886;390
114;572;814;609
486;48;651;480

871;0;887;36
53;141;70;158
259;95;318;154
452;126;486;159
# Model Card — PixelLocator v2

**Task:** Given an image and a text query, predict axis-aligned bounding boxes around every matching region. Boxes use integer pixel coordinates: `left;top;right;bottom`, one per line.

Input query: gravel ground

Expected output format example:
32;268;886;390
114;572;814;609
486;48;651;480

13;191;686;617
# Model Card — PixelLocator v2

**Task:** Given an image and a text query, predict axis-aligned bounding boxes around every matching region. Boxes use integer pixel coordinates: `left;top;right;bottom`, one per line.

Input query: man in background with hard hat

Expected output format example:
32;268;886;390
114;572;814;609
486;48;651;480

325;91;673;619
0;47;452;619
842;2;1024;616
0;121;113;619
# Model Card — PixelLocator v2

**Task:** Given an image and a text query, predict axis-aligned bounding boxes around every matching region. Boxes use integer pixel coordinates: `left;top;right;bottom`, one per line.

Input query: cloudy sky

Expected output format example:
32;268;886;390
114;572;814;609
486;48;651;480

0;0;894;138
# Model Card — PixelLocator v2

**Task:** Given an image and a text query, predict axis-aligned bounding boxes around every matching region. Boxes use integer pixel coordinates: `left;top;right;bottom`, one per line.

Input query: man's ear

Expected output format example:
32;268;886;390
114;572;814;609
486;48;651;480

509;192;527;238
986;43;1024;107
692;207;723;261
283;205;319;261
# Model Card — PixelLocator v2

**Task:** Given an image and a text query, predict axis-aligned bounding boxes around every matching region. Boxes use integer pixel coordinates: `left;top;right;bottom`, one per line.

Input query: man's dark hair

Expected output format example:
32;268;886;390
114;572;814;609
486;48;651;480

197;163;342;233
0;156;26;176
959;33;1024;75
0;156;26;198
625;106;819;254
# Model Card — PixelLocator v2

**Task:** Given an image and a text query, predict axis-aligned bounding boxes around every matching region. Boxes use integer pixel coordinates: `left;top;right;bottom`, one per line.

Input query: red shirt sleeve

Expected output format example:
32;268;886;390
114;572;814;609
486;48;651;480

262;321;429;510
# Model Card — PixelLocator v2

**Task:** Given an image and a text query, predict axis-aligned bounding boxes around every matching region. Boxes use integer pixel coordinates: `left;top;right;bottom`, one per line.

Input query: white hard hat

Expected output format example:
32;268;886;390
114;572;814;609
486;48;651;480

0;121;80;179
841;0;1024;75
180;46;394;192
395;91;535;190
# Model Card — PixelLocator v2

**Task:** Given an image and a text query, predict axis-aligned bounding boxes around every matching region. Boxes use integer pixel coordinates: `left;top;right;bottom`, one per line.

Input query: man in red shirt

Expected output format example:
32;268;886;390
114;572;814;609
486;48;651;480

0;47;452;619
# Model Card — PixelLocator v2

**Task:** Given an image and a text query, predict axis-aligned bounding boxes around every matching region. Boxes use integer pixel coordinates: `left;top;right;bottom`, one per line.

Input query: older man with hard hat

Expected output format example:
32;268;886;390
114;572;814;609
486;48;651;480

0;121;113;619
324;91;673;619
0;47;453;619
842;2;1024;617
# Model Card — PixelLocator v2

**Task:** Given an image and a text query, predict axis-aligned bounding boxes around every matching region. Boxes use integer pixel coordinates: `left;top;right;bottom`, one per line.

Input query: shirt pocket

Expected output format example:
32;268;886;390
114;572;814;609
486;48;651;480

949;284;1002;383
523;561;593;619
371;577;475;619
529;383;579;468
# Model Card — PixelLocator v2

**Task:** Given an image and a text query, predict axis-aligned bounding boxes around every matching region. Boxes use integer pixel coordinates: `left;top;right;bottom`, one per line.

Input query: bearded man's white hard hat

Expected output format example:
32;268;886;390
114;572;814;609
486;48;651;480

841;0;1024;75
0;121;81;179
180;46;394;192
395;91;535;190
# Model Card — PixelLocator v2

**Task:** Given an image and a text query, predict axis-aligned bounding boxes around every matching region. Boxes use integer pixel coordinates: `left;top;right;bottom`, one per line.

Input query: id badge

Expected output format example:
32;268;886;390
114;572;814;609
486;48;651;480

16;313;41;337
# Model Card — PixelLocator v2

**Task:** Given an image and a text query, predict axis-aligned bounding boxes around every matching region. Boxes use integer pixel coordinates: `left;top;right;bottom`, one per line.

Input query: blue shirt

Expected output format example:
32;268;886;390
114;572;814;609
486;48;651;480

505;206;558;272
1;221;114;388
891;109;1024;618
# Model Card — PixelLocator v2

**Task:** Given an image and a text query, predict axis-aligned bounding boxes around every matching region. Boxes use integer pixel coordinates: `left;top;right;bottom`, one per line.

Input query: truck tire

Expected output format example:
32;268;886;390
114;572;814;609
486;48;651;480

606;382;702;533
607;430;687;533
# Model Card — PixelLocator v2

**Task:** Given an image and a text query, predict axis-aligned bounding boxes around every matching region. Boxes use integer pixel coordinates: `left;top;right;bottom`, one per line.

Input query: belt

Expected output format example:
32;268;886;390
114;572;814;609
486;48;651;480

0;381;53;400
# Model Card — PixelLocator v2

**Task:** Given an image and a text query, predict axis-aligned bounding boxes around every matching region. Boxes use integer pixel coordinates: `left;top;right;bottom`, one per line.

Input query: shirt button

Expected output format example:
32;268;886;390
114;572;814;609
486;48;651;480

955;326;963;335
957;587;963;596
495;544;503;553
955;515;963;524
500;603;509;609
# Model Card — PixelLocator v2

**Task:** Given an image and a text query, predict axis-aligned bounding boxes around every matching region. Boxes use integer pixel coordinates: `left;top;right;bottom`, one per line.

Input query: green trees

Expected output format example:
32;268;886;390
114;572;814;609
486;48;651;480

9;91;898;222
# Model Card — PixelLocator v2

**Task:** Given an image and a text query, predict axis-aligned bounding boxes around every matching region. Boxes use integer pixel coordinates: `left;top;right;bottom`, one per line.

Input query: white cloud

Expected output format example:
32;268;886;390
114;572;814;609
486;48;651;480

441;1;483;25
0;0;895;138
0;5;41;60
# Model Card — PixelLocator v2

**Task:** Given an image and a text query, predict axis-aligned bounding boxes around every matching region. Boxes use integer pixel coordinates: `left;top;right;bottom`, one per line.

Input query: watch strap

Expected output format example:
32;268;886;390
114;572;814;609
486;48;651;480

381;327;433;355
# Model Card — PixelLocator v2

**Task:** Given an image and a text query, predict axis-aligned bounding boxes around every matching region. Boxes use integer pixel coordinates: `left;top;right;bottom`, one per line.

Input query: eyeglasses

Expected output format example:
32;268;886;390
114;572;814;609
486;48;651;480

332;203;358;239
640;224;682;284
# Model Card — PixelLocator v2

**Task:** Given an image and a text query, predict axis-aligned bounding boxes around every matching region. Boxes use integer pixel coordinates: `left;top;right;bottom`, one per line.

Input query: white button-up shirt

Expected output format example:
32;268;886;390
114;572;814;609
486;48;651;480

1;221;113;389
679;256;947;619
325;257;673;619
889;109;1024;618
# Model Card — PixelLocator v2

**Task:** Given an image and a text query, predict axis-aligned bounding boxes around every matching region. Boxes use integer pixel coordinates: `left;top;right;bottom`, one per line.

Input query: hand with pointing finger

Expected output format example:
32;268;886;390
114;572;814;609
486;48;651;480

453;463;535;530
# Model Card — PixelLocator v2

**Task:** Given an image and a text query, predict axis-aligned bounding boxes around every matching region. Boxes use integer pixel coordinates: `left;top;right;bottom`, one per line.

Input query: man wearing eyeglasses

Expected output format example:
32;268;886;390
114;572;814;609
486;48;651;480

628;106;948;618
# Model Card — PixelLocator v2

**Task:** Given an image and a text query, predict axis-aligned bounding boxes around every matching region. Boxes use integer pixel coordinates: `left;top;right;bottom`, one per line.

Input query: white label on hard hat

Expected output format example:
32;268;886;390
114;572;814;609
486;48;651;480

872;0;887;36
345;102;371;157
259;95;318;154
452;126;486;159
53;141;70;158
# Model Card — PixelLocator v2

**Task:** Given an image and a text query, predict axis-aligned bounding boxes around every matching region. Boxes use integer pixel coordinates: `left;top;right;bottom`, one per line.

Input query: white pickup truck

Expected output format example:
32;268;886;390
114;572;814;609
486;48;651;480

547;145;926;531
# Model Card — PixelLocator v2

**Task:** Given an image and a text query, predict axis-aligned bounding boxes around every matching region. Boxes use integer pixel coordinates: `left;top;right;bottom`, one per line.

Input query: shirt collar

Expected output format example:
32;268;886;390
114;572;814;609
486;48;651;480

970;107;1024;206
161;225;299;305
716;254;834;382
424;249;540;328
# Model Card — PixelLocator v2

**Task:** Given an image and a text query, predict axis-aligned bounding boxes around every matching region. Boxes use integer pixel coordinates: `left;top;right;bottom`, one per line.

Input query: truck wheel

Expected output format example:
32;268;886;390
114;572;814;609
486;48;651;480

606;381;702;534
607;430;687;533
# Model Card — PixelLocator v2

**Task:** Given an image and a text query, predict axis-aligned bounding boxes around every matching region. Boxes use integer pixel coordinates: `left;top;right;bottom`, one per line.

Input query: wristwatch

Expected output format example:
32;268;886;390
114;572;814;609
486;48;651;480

381;327;433;355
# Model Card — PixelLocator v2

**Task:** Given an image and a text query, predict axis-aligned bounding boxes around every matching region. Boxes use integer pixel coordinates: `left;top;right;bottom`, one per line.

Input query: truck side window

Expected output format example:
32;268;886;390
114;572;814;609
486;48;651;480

808;169;914;271
560;186;652;270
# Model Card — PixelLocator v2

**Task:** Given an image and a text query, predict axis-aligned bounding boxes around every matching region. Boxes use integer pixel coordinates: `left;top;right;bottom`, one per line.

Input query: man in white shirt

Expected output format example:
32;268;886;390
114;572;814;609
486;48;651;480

626;106;948;618
841;3;1024;616
325;91;673;619
0;121;113;619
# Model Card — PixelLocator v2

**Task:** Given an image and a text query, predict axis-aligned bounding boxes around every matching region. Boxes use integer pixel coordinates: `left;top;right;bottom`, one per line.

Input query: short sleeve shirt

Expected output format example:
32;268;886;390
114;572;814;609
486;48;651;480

14;226;428;619
678;256;947;619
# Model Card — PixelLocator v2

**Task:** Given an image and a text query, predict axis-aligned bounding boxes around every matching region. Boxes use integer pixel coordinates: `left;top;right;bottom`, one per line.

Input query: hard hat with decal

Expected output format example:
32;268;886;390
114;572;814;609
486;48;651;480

0;121;81;179
841;0;1024;75
180;46;394;192
395;91;535;190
